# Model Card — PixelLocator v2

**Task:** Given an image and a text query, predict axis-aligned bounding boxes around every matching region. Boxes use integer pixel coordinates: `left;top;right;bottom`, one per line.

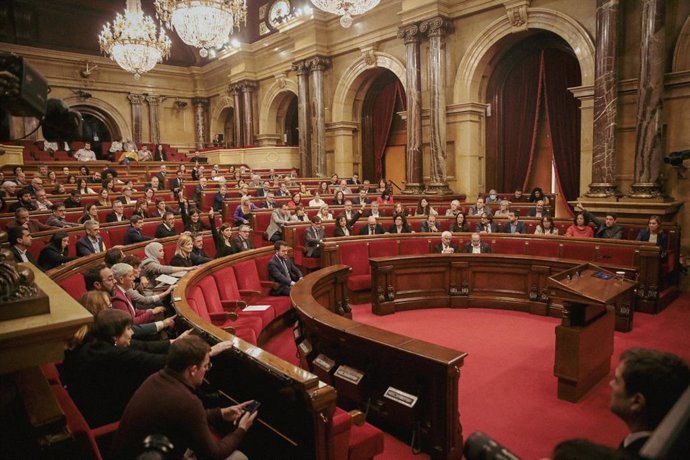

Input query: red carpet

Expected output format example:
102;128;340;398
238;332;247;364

263;293;690;459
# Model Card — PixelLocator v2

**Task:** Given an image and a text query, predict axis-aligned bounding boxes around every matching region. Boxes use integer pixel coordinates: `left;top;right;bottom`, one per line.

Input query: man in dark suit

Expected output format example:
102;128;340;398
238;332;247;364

193;178;208;210
352;189;369;205
475;213;499;234
155;164;168;186
124;215;154;245
268;240;302;296
577;202;623;239
170;169;184;198
191;233;213;264
434;231;459;254
255;181;272;197
304;216;325;258
527;199;548;218
5;207;55;232
7;226;37;266
501;212;527;234
347;173;360;185
610;348;689;457
105;200;127;223
155;212;177;239
76;220;107;257
213;184;230;213
358;216;385;235
420;214;442;233
231;225;255;253
464;232;491;254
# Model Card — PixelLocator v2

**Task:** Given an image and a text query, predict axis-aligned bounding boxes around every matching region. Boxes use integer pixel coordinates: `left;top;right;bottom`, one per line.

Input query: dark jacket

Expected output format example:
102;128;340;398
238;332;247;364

155;223;177;239
358;224;385;235
60;338;169;427
464;242;491;253
76;235;106;257
37;244;78;271
209;215;235;258
501;221;527;234
124;227;153;245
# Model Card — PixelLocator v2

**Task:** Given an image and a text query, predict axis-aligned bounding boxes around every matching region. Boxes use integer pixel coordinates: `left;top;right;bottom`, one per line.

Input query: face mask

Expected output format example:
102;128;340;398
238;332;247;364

490;194;497;199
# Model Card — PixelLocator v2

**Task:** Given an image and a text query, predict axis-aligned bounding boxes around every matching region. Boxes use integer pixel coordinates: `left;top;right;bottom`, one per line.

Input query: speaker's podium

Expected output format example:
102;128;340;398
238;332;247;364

548;263;637;402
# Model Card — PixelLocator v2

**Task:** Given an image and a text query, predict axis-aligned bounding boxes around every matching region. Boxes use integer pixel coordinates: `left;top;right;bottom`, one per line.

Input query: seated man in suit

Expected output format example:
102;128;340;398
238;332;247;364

261;192;277;209
6;207;55;232
212;184;230;213
304;216;325;258
255;180;272;197
231;225;254;253
7;226;36;265
193;177;208;210
124;215;154;245
468;197;492;217
191;233;213;265
170;169;184;198
476;212;499;234
352;189;369;205
155;212;178;239
358;216;385;235
420;214;442;233
366;200;384;218
77;220;107;257
434;231;458;254
106;200;127;223
577;202;623;239
464;232;491;254
610;348;689;457
527;199;548;218
501;211;526;234
268;240;303;296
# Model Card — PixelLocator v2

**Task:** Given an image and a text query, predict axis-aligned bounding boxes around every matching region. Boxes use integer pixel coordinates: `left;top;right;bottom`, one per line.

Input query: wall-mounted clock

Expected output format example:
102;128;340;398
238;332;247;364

268;0;291;28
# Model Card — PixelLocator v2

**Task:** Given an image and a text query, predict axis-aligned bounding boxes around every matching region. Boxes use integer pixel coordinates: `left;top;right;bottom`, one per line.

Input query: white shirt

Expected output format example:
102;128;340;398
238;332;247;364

75;148;96;161
472;245;481;254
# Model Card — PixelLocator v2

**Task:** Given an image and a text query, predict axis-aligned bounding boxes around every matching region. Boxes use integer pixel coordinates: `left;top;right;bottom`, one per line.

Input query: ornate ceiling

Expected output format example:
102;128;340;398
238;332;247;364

0;0;261;67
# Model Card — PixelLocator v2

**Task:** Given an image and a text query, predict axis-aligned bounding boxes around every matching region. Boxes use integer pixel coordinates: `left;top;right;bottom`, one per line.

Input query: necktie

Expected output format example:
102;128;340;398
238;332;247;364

280;257;289;276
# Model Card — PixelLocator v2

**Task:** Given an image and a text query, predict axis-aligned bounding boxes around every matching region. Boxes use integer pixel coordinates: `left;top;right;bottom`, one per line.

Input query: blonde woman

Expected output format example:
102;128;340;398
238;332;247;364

170;234;195;268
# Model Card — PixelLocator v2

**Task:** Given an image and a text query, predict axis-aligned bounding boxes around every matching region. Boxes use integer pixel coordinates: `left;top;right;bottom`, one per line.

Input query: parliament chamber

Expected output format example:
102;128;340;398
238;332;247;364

1;0;690;459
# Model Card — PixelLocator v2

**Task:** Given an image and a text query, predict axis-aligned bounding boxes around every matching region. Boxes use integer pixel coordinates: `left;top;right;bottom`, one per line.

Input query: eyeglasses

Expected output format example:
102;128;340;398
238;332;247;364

203;361;213;371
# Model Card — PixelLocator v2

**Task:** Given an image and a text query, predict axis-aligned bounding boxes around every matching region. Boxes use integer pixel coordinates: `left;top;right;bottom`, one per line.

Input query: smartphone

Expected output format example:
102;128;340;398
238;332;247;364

244;401;261;413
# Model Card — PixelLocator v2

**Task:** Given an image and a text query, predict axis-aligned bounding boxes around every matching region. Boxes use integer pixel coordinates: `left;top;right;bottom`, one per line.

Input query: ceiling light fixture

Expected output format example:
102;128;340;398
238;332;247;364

98;0;171;79
154;0;247;57
309;0;380;28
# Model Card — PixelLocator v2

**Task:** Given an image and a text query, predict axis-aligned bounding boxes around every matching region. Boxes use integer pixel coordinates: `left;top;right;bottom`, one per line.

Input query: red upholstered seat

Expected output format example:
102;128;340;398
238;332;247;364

347;274;372;292
142;222;158;237
490;238;526;255
368;239;398;258
348;422;385;460
163;244;176;264
398;238;431;255
203;235;216;258
525;239;560;258
233;259;263;293
28;238;46;261
231;259;293;317
197;276;264;338
99;231;112;249
212;267;277;325
105;226;128;246
60;274;87;301
596;245;636;267
332;408;353;460
339;243;370;276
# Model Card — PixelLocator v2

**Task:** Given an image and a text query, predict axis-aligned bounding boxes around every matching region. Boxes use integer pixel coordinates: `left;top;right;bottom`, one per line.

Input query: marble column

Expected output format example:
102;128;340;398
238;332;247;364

230;84;244;147
292;60;312;176
420;17;454;194
398;23;424;194
192;97;210;150
629;0;665;198
308;56;330;177
127;93;144;144
240;81;258;147
587;0;619;198
146;95;163;145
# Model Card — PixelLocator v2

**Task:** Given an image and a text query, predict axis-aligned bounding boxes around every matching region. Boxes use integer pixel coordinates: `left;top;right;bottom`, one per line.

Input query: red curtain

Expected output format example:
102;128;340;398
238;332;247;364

372;80;405;180
542;49;582;202
501;51;543;193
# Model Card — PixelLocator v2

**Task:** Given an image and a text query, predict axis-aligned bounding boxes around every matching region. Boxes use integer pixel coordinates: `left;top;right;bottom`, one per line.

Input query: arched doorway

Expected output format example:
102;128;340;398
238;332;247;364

73;105;119;158
215;107;235;147
485;32;581;204
360;70;406;183
282;94;298;146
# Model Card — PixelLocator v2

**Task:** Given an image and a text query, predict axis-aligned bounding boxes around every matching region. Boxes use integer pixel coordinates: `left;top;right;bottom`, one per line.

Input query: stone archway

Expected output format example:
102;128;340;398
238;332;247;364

450;8;595;197
259;79;298;136
210;95;235;137
63;96;130;141
330;52;406;176
672;14;690;71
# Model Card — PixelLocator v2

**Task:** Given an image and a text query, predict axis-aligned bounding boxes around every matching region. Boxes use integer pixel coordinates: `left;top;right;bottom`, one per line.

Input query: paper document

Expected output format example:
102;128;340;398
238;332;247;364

243;305;271;312
156;274;181;285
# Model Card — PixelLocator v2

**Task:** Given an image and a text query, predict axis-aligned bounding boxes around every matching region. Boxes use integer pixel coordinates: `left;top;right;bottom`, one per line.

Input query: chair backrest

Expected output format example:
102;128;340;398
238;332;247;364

212;266;242;301
233;259;262;292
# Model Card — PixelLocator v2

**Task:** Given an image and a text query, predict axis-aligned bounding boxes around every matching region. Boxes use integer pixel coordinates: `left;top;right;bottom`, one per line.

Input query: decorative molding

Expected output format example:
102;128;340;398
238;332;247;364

419;16;453;39
504;0;530;32
397;23;421;44
361;47;378;67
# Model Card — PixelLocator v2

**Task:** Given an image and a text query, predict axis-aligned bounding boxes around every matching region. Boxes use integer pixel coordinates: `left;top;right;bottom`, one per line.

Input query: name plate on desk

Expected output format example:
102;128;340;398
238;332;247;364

297;339;312;356
313;354;335;372
334;365;364;385
384;387;418;408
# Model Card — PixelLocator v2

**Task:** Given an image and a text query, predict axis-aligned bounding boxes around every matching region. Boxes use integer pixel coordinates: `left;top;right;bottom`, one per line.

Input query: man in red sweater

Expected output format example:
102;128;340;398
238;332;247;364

113;335;257;459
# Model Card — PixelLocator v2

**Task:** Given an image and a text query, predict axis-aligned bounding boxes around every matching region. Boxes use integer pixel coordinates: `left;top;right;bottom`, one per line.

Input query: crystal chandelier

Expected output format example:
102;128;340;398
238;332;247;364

310;0;380;28
98;0;171;80
155;0;247;57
